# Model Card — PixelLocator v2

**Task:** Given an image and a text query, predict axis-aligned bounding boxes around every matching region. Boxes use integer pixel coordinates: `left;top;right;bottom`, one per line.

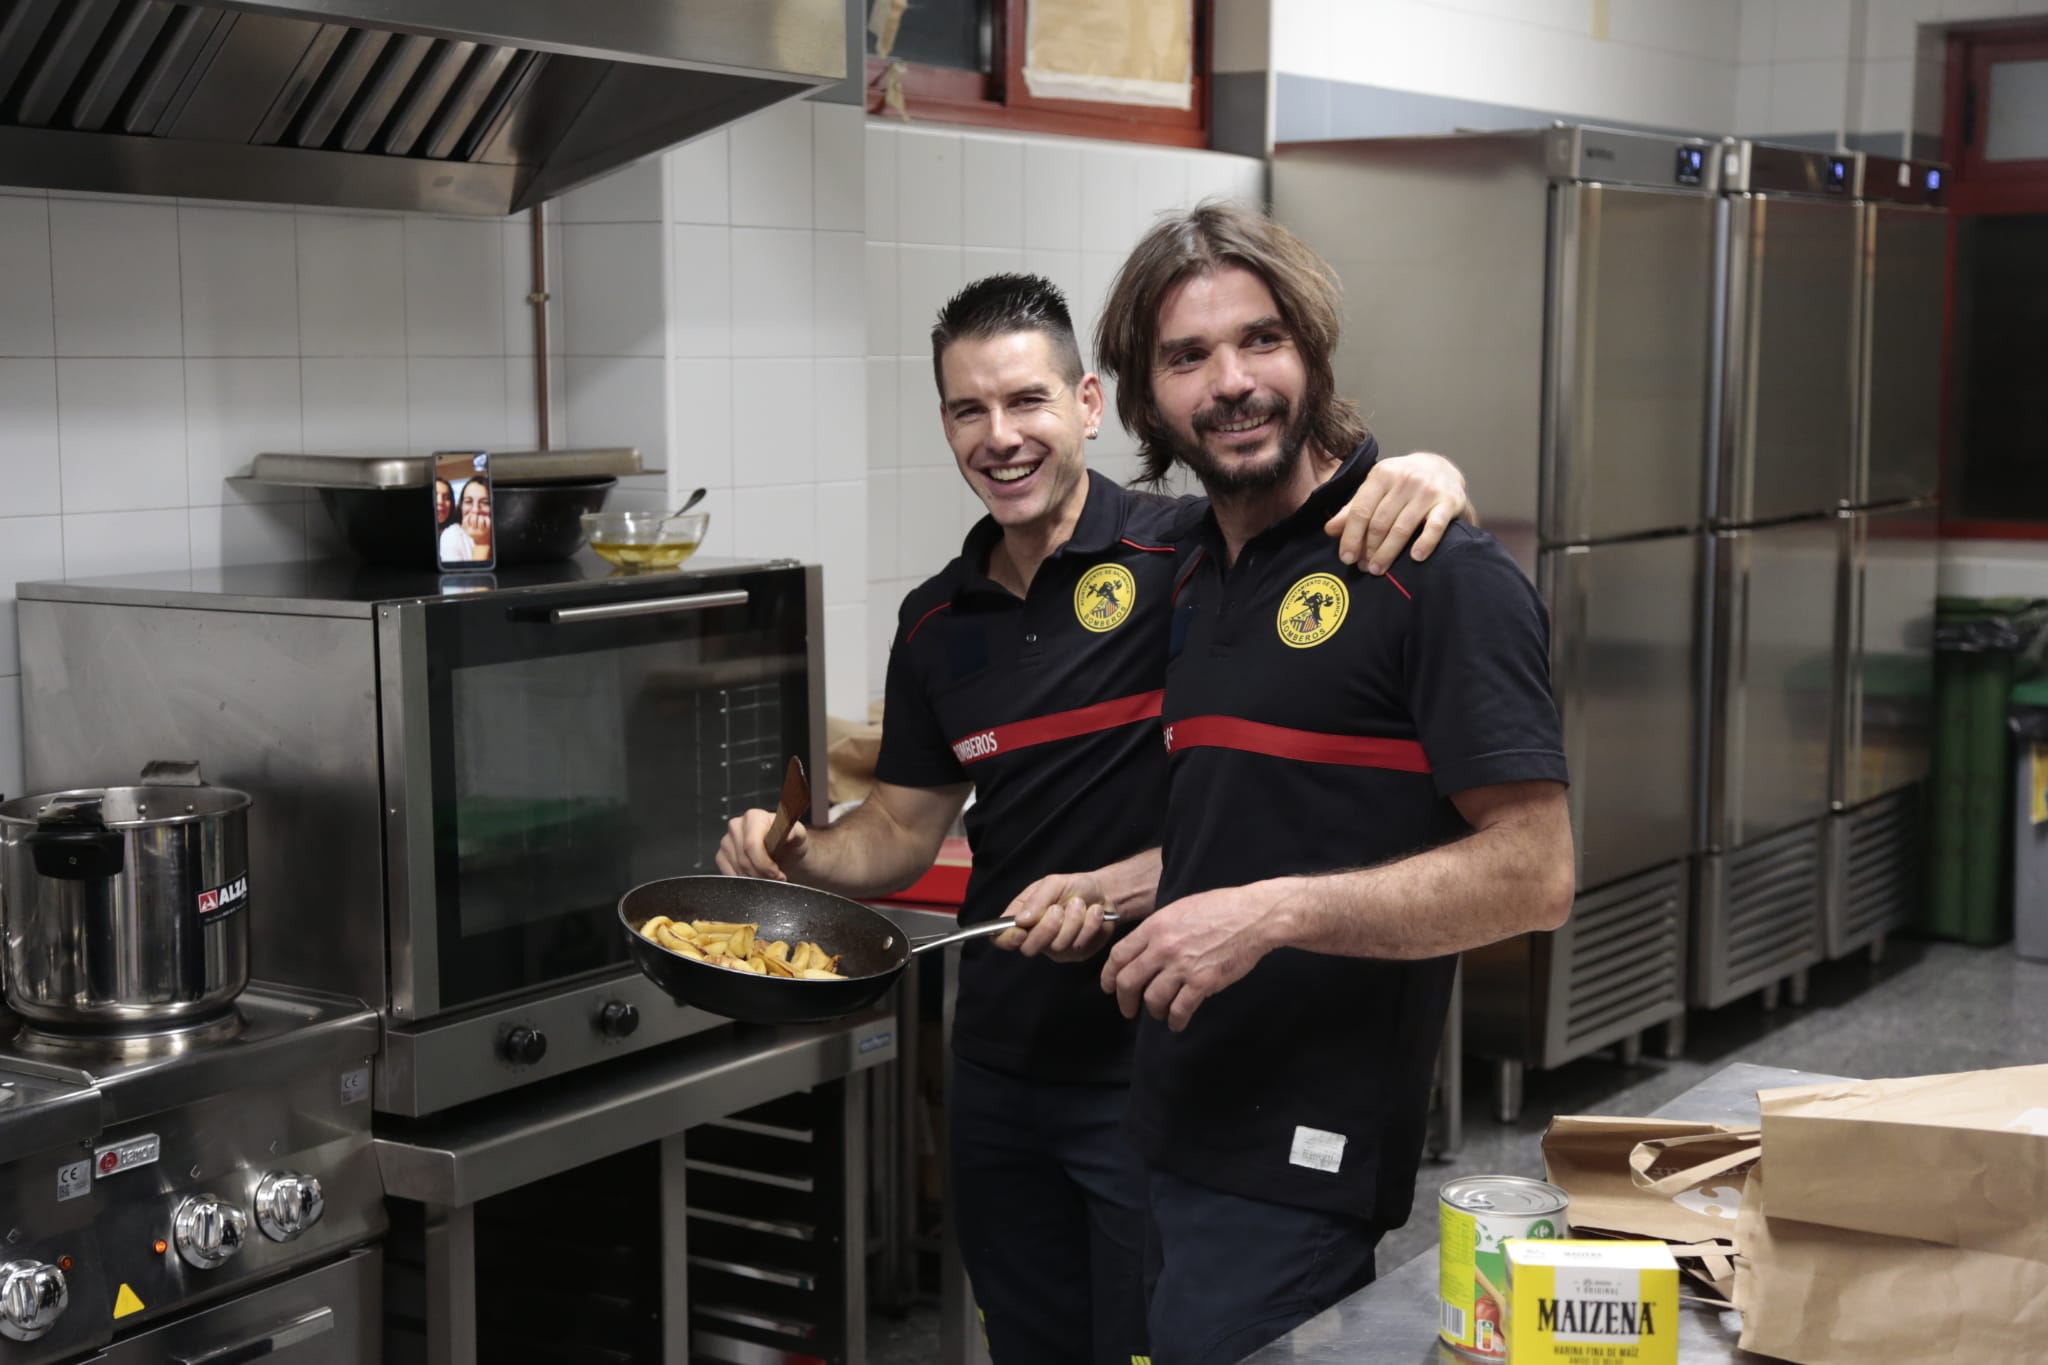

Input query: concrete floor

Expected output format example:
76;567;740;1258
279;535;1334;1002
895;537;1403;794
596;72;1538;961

866;939;2048;1363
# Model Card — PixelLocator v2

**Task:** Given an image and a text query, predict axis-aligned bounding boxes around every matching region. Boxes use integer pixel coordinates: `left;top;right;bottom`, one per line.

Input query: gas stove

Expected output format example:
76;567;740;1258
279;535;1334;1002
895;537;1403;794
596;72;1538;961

0;984;384;1361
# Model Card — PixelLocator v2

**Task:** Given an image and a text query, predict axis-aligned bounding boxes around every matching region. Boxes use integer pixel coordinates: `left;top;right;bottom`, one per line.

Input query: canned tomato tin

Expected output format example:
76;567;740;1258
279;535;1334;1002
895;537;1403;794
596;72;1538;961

1438;1175;1569;1359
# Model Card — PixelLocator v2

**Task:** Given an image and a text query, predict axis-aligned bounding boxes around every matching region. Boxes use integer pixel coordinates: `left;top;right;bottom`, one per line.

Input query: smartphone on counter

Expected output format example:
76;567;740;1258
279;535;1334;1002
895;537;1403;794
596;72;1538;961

433;451;494;571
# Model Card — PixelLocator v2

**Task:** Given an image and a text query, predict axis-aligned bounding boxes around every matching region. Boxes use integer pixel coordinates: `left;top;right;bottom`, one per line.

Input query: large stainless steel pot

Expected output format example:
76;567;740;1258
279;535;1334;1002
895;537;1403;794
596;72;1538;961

0;762;252;1030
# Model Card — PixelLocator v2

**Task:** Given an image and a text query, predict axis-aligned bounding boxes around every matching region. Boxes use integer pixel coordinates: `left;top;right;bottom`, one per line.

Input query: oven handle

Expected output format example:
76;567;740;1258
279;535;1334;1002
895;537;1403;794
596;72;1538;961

170;1306;333;1363
548;589;751;624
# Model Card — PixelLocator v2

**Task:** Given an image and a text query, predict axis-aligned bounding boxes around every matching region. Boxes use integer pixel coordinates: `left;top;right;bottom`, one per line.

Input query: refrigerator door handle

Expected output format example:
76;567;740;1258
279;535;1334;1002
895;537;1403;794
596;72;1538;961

1849;518;1871;803
1541;184;1583;543
1552;549;1592;877
1717;197;1763;525
1737;202;1768;522
1854;202;1876;506
1726;538;1753;843
1830;513;1857;812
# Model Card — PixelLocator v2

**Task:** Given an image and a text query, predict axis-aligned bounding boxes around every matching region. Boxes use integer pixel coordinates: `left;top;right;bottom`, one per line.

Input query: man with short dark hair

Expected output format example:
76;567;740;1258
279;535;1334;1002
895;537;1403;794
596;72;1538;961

1016;205;1575;1365
716;273;1475;1365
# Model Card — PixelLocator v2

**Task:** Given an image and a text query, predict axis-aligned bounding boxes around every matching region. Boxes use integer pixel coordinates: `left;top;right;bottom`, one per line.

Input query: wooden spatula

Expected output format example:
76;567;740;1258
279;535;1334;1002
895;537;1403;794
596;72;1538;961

762;756;811;861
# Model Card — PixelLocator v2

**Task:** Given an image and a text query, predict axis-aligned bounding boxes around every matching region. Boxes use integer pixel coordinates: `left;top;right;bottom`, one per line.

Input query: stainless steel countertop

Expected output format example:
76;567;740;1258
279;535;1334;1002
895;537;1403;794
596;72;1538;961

0;983;378;1122
374;1006;898;1207
1238;1061;1850;1364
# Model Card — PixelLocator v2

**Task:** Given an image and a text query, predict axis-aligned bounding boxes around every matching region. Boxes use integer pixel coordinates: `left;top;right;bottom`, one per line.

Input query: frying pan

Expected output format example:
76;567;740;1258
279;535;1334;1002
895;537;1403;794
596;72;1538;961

619;875;1115;1024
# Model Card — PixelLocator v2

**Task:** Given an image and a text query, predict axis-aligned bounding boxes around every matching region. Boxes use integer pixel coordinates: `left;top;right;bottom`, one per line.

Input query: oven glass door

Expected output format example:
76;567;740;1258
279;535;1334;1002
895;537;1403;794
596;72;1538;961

422;569;811;1010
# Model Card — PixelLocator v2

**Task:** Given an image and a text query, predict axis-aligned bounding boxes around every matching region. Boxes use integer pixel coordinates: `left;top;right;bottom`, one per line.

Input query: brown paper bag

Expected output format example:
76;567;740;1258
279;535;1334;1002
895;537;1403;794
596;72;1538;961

1542;1116;1759;1302
1734;1164;2048;1365
1543;1116;1760;1244
1757;1064;2048;1260
824;701;886;806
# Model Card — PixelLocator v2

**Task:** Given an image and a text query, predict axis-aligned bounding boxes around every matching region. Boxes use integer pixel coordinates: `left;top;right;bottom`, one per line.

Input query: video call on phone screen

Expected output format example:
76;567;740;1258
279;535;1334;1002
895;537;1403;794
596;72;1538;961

434;451;494;571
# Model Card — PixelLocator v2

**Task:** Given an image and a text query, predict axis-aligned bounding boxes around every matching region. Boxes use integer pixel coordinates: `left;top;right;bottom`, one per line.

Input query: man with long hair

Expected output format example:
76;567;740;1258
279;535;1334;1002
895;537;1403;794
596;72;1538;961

716;273;1478;1365
1011;205;1575;1364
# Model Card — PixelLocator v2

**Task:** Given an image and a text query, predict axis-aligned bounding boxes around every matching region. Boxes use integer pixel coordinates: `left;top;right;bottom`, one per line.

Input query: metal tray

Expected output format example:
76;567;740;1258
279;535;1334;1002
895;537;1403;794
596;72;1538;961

244;448;642;489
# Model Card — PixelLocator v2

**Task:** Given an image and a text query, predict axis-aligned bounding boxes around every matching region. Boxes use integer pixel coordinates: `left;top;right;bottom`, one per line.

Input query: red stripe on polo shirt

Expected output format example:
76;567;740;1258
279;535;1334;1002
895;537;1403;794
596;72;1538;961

905;601;950;643
1162;715;1431;772
1120;537;1173;553
949;689;1164;765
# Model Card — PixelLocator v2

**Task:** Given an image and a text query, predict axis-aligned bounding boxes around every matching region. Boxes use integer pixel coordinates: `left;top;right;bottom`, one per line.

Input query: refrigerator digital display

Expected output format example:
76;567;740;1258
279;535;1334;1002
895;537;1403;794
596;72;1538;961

1825;157;1849;193
1675;146;1705;186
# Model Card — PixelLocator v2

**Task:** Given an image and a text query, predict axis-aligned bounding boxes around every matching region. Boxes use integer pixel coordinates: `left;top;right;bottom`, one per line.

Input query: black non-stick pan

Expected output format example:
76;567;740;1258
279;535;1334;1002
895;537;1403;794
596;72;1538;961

620;874;1114;1024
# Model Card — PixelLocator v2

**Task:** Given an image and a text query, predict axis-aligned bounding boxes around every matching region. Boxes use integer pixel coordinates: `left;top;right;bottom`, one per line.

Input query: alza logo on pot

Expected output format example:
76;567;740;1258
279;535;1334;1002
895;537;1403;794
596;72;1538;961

196;875;248;916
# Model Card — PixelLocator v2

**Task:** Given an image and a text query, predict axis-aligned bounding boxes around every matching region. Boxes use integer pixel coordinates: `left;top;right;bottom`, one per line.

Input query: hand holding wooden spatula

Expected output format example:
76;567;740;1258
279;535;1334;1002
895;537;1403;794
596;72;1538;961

761;756;811;862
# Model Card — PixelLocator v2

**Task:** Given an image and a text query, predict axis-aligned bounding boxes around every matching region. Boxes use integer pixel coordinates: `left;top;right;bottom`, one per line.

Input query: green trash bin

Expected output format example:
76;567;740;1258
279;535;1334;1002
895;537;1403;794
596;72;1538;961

1929;597;2048;944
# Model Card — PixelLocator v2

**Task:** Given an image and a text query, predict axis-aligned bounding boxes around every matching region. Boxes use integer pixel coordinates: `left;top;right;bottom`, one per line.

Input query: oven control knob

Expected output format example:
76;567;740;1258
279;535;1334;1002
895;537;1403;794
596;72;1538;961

173;1195;248;1269
502;1025;548;1066
597;1001;640;1038
254;1172;325;1242
0;1260;67;1341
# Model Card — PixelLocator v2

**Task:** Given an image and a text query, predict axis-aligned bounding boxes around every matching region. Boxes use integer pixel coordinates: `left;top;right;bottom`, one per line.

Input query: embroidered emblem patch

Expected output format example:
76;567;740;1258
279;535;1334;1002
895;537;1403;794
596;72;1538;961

1075;563;1137;633
1277;573;1348;648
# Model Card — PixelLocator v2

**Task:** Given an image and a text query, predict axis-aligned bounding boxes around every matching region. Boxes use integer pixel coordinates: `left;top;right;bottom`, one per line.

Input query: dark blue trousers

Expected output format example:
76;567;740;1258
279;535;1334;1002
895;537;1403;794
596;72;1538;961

1142;1167;1385;1365
949;1057;1149;1365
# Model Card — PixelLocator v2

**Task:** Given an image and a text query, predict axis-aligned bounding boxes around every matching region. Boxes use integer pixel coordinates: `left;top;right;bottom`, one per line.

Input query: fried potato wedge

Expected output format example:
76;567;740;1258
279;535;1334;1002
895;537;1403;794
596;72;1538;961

639;917;846;982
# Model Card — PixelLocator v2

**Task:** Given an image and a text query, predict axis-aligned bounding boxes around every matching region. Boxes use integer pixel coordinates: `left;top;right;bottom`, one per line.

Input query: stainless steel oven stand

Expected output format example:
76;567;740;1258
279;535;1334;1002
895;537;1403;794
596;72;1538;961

378;1013;894;1365
936;937;996;1365
406;1131;703;1364
867;909;993;1365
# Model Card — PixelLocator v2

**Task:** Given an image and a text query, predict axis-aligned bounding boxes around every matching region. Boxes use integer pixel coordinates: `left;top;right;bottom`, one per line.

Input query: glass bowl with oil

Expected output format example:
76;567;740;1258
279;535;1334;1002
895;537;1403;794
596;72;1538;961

581;510;709;572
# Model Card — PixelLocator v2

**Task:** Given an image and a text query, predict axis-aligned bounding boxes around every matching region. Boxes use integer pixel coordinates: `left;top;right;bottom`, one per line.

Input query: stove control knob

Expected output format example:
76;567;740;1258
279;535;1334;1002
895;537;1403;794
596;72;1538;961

254;1172;325;1242
0;1260;67;1341
502;1025;548;1066
597;1001;640;1038
173;1195;248;1270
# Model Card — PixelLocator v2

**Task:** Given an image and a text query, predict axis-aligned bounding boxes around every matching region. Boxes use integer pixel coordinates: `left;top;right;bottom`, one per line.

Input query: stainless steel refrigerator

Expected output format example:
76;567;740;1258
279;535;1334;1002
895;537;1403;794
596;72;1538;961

1274;126;1716;1116
1825;154;1945;963
1695;142;1864;1011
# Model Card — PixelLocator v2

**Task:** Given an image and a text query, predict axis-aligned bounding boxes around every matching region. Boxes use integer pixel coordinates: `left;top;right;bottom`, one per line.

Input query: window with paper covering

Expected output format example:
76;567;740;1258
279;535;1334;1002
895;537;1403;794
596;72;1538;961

864;0;1207;148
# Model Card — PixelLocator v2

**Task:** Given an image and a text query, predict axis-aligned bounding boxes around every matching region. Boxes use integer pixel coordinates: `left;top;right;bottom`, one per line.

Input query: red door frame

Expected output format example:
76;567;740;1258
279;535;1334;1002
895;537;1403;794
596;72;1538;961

1939;21;2048;539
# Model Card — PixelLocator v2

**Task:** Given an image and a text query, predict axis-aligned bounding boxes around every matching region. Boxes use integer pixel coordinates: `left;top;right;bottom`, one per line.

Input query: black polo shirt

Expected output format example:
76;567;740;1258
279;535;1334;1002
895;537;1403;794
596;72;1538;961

876;469;1204;1084
1134;438;1567;1221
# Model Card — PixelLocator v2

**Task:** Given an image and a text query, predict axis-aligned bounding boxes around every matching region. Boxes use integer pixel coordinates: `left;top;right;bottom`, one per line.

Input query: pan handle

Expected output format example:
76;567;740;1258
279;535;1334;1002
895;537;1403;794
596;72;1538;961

905;912;1120;955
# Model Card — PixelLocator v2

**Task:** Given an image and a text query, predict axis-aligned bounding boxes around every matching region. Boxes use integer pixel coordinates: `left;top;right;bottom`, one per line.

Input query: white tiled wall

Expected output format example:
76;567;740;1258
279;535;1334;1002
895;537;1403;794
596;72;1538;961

1268;0;2046;144
863;121;1264;698
0;188;551;798
1736;0;2048;141
1272;0;1745;132
596;99;873;721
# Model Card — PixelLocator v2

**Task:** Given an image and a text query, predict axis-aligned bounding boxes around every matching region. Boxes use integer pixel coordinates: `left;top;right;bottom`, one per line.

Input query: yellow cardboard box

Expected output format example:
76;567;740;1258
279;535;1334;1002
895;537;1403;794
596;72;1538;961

1503;1239;1678;1364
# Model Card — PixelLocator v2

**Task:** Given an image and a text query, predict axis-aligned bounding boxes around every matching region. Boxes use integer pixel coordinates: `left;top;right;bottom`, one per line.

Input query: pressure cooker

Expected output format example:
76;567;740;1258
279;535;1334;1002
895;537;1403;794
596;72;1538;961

0;761;252;1030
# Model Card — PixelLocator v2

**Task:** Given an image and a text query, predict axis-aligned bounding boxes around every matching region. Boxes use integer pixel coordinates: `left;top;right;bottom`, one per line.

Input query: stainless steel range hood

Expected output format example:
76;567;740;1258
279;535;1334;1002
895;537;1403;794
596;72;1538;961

0;0;846;215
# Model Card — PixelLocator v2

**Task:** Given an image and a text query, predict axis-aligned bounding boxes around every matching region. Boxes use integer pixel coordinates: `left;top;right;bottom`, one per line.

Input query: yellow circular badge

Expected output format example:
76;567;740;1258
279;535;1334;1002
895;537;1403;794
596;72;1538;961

1277;573;1349;648
1074;564;1137;633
